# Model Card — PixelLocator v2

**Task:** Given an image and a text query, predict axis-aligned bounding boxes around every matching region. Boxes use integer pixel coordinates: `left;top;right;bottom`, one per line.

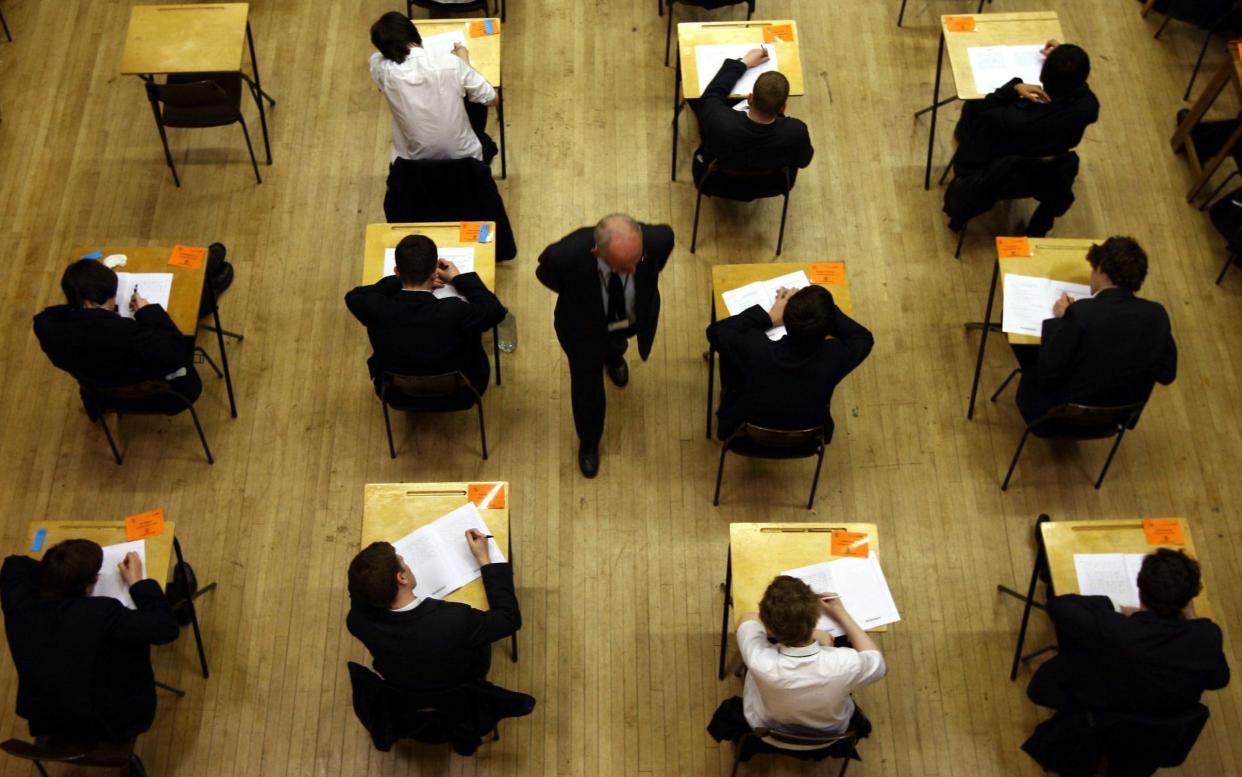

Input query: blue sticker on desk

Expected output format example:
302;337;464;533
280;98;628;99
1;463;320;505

484;18;496;34
80;251;103;261
31;528;47;552
478;223;491;243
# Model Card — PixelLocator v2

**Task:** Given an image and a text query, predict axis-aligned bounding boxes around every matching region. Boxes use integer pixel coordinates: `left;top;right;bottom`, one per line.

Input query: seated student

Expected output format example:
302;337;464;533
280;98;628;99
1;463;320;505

1011;236;1177;424
706;285;873;441
345;530;521;690
33;259;202;415
344;235;506;398
369;12;499;165
708;576;886;756
0;540;179;744
693;48;814;195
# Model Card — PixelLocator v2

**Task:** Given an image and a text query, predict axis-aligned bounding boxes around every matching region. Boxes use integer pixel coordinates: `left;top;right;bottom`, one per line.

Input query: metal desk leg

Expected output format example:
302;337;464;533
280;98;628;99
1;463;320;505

671;57;683;181
493;324;502;386
998;514;1051;681
922;32;946;190
965;258;1001;420
717;545;732;681
496;85;507;180
205;277;238;418
508;532;517;662
155;680;186;697
706;299;716;439
245;21;275;164
173;537;216;679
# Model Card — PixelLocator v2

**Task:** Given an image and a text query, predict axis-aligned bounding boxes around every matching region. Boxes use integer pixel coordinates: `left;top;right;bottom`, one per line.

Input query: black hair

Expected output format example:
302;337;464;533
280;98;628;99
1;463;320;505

60;260;118;308
1087;236;1148;292
1041;44;1090;99
371;12;421;63
39;539;103;598
393;235;438;285
784;285;837;344
752;71;790;115
348;542;403;609
1137;548;1202;619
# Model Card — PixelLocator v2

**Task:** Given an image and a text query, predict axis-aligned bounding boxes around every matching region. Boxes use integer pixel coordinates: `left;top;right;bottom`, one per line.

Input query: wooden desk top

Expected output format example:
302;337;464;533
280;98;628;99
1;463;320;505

1041;518;1213;618
998;237;1098;345
677;20;803;100
25;520;176;584
711;262;853;320
70;246;208;335
729;522;882;630
943;12;1062;100
361;482;511;611
414;19;502;86
121;3;249;76
362;223;498;288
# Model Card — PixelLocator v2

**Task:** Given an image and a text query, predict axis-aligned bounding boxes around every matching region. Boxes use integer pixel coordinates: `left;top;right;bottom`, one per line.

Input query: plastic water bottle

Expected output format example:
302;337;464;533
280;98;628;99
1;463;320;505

498;312;517;353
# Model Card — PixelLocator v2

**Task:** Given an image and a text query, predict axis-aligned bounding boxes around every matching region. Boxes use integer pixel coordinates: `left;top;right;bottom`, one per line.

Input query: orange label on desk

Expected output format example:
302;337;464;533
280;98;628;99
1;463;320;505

996;237;1031;257
831;531;869;558
468;483;506;509
809;262;845;285
469;19;499;37
763;24;795;43
125;508;166;541
944;16;976;32
460;221;485;242
1143;519;1184;545
167;245;206;269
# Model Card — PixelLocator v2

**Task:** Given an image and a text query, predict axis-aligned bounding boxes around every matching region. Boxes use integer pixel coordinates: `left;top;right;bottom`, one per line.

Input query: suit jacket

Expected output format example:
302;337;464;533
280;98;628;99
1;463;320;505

955;77;1099;177
346;563;521;692
0;555;180;744
344;273;506;394
32;304;195;388
693;59;814;186
706;304;873;442
383;158;518;261
1018;288;1178;421
1027;595;1230;716
535;224;674;361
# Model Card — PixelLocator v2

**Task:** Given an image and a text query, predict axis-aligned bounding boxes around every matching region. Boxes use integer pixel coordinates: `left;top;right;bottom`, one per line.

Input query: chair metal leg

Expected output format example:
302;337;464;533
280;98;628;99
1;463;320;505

718;546;732;680
1001;428;1031;491
713;446;728;506
990;368;1021;402
923;33;946;190
807;446;825;509
671;59;682;180
1217;252;1235;285
730;745;743;777
382;400;397;459
1005;514;1050;681
149;100;181;187
975;0;985;10
155;680;187;697
0;8;11;41
98;414;124;465
206;279;238;418
199;325;244;342
658;0;662;16
185;404;215;465
493;324;502;385
173;538;211;678
476;401;489;460
1185;29;1215;100
1153;14;1173;38
237;115;262;184
1198;170;1237;211
691;187;705;253
746;2;753;21
775;191;790;256
496;85;507;179
244;22;273;165
954;220;968;259
705;340;716;439
938;145;959;186
194;346;224;378
838;748;852;777
664;2;674;66
129;754;149;777
33;761;50;777
508;533;518;661
896;0;908;26
1094;428;1127;489
966;258;1002;420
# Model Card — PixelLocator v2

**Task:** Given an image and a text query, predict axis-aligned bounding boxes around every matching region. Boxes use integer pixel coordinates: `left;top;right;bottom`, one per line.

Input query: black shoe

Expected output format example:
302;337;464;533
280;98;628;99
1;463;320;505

578;444;599;478
605;356;629;388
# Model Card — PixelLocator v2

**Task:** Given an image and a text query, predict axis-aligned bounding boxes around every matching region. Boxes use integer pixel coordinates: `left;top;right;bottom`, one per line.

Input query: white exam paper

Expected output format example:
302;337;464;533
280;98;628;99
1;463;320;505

967;44;1046;95
781;555;902;637
1001;274;1092;337
93;539;147;610
114;272;174;320
695;43;779;97
382;247;477;299
1073;553;1147;611
390;503;505;601
422;29;468;58
719;270;811;340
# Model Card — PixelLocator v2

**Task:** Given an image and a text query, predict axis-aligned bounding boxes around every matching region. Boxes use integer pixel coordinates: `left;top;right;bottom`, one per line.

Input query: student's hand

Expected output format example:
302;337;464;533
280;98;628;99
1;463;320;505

1015;83;1050;104
437;259;460;284
119;552;143;586
741;47;769;69
129;291;150;313
1052;291;1073;318
818;593;846;619
452;42;471;63
464;529;492;566
1041;38;1061;57
768;287;795;327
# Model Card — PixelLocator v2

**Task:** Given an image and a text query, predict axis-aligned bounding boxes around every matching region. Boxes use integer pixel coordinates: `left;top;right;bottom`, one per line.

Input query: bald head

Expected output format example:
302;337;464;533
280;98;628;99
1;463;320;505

592;214;643;274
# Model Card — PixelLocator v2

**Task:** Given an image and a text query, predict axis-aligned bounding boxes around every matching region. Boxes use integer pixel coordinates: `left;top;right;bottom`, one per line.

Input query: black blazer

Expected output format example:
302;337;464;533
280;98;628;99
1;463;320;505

956;77;1099;177
535;224;674;361
0;555;180;743
1019;287;1178;421
346;563;521;692
32;304;195;388
693;59;814;176
344;273;506;394
1028;594;1230;716
706;304;873;442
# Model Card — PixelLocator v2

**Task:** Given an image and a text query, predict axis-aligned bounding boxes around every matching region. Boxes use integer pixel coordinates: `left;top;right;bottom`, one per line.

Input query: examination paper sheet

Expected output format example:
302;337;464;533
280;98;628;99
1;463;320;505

695;43;779;96
389;503;505;601
781;555;902;637
93;540;147;610
1001;274;1091;337
1073;553;1147;611
719;270;811;340
967;44;1045;95
382;247;476;299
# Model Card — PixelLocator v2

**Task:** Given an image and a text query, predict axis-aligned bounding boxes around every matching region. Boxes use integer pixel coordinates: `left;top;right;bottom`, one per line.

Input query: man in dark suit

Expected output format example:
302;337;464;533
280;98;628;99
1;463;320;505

707;285;873;440
1012;236;1177;423
345;234;506;400
692;48;814;196
535;214;675;477
33;259;202;415
346;530;520;691
1;540;180;744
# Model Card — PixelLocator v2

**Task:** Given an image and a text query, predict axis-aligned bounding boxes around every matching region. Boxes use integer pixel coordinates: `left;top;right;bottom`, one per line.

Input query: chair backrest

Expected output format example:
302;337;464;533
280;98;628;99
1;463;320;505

0;738;133;768
751;725;857;753
1103;704;1210;770
1035;401;1146;438
146;78;232;110
724;423;825;460
83;380;178;404
382;371;473;400
699;160;793;199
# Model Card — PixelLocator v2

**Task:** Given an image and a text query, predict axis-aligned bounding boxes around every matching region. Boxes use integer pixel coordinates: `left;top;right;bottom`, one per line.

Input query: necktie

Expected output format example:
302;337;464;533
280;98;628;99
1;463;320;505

607;272;626;323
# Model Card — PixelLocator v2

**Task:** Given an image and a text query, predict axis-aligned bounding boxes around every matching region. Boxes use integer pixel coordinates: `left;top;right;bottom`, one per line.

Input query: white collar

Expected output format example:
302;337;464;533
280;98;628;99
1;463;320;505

778;642;822;658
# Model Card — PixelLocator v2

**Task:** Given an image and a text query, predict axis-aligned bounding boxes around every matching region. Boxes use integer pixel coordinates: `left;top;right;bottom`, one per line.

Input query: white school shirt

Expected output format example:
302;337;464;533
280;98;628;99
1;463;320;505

737;619;887;733
596;257;637;325
369;48;496;162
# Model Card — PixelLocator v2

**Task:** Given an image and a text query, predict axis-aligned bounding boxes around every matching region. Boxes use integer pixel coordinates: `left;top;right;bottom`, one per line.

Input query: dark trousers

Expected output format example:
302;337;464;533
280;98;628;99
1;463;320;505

464;101;497;165
1010;343;1047;423
566;332;631;447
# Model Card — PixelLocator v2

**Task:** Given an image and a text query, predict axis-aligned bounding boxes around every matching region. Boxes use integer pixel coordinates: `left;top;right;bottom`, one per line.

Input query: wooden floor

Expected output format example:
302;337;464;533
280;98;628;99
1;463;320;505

0;0;1239;774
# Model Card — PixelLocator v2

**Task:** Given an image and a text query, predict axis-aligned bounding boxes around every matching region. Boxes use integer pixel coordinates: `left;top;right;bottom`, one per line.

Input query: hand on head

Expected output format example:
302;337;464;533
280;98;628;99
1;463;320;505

768;286;796;327
1041;38;1060;57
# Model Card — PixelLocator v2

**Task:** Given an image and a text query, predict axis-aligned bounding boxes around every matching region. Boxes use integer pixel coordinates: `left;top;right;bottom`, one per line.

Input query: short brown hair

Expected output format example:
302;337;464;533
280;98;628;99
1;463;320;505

752;71;789;115
1137;548;1201;618
348;542;402;608
40;539;103;598
1087;236;1148;292
759;575;819;645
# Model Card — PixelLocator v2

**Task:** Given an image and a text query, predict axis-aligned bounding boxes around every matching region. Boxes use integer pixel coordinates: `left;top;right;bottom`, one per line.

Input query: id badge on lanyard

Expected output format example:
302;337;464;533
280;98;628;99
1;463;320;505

607;319;629;332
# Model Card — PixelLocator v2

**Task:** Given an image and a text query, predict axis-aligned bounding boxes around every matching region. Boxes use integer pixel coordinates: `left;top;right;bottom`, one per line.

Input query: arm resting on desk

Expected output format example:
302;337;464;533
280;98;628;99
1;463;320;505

448;272;508;333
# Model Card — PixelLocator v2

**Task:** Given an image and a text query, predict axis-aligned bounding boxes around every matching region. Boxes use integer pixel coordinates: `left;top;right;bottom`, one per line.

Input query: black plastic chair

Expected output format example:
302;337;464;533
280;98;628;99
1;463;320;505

944;153;1079;258
80;381;214;465
664;0;754;65
0;737;147;777
1150;0;1242;99
714;423;826;509
407;0;500;19
731;726;858;777
378;371;487;460
991;369;1145;491
144;74;262;187
692;161;793;255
